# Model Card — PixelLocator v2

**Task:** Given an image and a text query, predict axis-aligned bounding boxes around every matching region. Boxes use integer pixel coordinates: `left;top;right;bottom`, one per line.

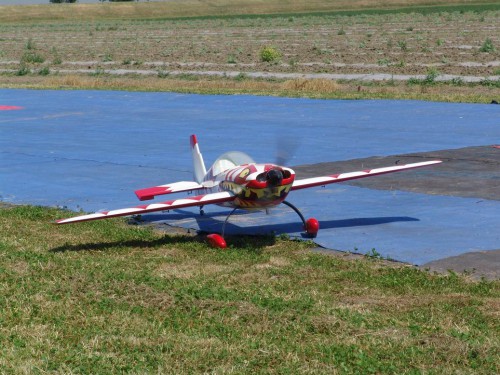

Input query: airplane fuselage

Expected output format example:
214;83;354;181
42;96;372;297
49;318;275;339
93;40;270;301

208;163;296;210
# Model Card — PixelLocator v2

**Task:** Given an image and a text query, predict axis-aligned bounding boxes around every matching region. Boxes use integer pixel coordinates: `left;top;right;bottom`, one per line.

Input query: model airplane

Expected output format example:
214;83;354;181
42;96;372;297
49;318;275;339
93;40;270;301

57;134;442;248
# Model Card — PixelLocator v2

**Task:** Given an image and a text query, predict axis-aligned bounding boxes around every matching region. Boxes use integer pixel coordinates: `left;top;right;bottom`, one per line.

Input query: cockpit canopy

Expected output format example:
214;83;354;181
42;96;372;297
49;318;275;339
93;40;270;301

211;151;255;175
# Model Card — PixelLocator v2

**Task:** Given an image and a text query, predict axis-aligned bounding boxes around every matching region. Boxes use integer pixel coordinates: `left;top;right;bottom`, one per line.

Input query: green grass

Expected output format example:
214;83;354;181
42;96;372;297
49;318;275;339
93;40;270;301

0;205;498;373
135;3;500;23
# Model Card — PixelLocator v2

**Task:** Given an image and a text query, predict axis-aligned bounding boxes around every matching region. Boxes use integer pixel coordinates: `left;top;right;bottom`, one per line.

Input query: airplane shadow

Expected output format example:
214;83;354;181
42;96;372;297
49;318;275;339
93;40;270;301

50;234;201;253
139;209;420;238
51;211;419;252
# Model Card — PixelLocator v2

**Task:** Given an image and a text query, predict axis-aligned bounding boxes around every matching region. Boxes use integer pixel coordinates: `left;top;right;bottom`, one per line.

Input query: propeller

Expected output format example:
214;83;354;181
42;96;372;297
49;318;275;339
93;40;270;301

275;134;299;166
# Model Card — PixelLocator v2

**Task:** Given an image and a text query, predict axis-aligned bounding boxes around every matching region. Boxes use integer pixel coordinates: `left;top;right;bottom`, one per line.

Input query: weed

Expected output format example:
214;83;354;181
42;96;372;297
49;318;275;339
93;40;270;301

337;27;346;35
398;40;408;51
377;58;390;66
157;69;169;78
424;68;440;84
288;58;298;68
365;248;383;259
15;64;30;76
38;67;50;76
395;60;406;68
22;52;45;64
259;45;281;63
479;38;495;53
480;79;500;88
90;68;105;76
25;38;35;50
102;53;113;62
227;54;237;64
234;72;247;81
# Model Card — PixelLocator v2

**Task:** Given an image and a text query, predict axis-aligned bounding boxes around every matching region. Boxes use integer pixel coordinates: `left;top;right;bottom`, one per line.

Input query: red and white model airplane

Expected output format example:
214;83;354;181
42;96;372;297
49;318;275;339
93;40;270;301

57;135;441;248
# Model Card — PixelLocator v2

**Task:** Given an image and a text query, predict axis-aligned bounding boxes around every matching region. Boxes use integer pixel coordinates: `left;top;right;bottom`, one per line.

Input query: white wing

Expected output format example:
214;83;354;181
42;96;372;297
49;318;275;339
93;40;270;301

56;191;235;225
292;160;442;191
135;181;205;201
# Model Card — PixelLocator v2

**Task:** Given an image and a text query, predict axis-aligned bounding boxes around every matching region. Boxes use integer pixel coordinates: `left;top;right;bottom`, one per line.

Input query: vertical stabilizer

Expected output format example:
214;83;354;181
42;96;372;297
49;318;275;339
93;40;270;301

190;134;207;183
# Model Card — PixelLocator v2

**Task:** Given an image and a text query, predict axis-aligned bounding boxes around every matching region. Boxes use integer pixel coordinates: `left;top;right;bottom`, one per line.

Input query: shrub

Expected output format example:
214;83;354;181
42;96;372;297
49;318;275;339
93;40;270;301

260;46;281;63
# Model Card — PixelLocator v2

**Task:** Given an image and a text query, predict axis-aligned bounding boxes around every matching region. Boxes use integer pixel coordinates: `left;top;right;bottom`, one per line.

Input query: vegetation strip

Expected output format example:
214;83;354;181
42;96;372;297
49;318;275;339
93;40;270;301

0;205;498;373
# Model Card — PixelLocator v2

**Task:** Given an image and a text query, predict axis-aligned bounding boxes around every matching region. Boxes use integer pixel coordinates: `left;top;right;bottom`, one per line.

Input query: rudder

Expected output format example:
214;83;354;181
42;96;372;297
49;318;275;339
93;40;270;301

190;134;207;183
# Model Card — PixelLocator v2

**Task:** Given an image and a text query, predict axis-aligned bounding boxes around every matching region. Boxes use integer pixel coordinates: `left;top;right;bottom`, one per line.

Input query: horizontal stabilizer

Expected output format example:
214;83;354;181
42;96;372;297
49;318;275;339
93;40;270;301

292;160;442;191
135;181;204;201
56;191;235;225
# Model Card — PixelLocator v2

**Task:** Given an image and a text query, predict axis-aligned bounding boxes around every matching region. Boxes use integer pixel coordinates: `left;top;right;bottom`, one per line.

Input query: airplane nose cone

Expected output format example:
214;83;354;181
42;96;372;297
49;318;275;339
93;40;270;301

266;168;283;187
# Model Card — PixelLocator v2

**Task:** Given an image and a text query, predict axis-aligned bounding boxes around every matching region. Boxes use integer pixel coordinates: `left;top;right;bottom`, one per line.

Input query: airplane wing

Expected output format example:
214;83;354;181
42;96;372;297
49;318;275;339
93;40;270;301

56;191;235;225
135;181;204;201
292;160;442;191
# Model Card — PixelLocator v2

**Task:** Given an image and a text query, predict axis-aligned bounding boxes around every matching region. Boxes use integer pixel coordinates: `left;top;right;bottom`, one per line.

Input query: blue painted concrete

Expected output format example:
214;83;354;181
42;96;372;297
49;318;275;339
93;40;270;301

151;185;499;265
1;89;499;264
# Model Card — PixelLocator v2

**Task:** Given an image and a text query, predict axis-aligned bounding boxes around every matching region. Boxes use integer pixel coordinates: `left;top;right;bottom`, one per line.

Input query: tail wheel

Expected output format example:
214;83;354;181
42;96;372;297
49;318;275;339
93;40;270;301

207;234;227;249
305;218;319;237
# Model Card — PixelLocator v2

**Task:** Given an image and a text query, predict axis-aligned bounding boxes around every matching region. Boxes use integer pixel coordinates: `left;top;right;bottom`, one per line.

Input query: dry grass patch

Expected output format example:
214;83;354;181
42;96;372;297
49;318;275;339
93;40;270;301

1;74;497;103
156;261;236;279
283;78;340;93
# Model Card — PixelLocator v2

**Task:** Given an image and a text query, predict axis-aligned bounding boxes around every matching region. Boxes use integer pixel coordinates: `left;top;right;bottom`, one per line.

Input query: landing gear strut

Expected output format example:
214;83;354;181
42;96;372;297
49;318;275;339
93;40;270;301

207;208;237;249
206;202;319;249
282;201;319;237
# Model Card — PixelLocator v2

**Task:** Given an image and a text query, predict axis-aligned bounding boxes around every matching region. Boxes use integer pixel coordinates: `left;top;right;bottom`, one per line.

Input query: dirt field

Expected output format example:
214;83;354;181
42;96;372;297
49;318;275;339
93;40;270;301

0;4;498;91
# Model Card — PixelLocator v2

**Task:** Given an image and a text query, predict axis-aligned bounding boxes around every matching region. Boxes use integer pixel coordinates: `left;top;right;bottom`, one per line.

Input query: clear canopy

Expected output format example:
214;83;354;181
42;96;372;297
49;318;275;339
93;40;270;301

211;151;255;175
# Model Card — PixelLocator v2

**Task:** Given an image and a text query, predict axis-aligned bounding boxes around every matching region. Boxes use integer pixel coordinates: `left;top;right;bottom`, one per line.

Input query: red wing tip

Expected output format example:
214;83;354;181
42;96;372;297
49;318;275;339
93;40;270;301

135;187;168;200
190;134;198;148
0;105;23;110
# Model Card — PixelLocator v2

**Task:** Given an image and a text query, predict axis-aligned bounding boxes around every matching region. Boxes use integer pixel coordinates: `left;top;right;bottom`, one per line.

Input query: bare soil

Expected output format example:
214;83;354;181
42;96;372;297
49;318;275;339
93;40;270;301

0;9;498;82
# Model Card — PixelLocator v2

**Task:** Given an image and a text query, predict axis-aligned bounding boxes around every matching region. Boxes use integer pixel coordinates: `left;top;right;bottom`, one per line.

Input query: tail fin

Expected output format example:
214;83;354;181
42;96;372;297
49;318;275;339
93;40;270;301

190;134;207;183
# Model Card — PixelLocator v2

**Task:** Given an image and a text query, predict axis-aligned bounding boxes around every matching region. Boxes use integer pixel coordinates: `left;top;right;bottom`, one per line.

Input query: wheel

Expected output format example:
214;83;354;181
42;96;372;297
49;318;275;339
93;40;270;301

207;234;227;249
200;209;205;216
305;218;319;237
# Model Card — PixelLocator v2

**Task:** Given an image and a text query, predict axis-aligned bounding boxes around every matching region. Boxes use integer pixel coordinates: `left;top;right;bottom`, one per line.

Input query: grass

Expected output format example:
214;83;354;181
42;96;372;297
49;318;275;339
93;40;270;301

0;0;497;23
0;74;498;103
0;204;499;373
